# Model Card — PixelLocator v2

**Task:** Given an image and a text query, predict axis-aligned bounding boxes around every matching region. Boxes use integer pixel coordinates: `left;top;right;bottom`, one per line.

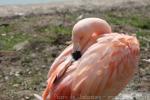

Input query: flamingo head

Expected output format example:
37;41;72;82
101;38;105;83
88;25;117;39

71;18;111;60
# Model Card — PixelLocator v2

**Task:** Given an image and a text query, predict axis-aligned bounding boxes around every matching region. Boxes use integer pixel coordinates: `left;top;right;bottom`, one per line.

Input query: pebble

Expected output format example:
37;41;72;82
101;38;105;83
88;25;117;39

28;71;32;75
9;71;14;76
13;84;19;87
14;12;25;16
1;33;6;36
30;53;36;58
13;40;29;51
116;92;150;100
41;65;46;69
35;67;40;71
25;96;30;100
15;71;20;77
4;76;9;80
76;14;84;20
40;82;46;88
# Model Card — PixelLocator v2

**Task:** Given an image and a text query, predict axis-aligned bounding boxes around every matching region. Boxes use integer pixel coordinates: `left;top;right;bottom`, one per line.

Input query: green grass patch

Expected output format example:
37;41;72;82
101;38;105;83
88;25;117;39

136;30;150;47
0;33;30;50
38;25;71;35
106;13;150;29
0;25;12;33
37;25;72;44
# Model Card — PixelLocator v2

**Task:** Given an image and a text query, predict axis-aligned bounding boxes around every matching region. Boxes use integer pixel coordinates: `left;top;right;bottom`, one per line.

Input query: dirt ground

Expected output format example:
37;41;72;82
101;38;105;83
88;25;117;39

0;0;150;100
0;0;149;17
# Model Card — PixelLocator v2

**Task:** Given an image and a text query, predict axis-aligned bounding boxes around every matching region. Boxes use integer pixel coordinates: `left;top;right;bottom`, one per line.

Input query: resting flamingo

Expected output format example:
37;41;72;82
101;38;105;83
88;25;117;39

41;18;140;100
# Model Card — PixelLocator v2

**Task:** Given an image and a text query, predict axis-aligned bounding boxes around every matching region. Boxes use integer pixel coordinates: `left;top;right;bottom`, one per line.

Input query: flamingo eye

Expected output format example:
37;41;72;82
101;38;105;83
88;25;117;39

72;51;82;60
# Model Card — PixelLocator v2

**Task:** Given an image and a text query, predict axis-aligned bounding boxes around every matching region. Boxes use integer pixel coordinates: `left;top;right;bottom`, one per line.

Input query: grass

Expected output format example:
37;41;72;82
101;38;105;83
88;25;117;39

0;25;12;33
38;25;72;35
0;33;30;50
0;23;72;50
0;6;150;100
105;12;150;30
0;9;149;51
104;10;150;49
37;25;72;44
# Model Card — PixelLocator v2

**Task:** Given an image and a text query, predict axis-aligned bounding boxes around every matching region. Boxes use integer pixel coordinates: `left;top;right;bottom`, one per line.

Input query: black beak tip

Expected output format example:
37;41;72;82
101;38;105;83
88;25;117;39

72;51;81;60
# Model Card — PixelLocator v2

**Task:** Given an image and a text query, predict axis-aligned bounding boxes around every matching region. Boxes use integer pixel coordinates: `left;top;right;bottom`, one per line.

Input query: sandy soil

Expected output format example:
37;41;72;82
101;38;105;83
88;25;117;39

0;0;149;17
0;0;149;100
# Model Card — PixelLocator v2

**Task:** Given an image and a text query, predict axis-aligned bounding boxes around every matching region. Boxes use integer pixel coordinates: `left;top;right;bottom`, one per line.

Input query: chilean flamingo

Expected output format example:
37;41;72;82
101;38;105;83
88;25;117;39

42;18;140;100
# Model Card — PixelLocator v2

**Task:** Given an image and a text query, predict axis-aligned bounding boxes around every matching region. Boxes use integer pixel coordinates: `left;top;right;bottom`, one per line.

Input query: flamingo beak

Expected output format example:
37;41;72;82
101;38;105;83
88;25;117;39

72;43;81;60
72;51;81;61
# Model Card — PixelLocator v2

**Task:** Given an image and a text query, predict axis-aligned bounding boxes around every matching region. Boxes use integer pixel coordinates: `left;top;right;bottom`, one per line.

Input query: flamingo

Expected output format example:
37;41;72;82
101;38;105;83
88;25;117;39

42;18;140;100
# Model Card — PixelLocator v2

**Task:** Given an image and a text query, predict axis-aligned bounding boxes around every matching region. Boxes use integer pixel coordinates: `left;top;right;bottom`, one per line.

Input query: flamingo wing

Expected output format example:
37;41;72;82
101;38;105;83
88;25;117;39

47;44;73;78
71;33;140;99
43;44;73;100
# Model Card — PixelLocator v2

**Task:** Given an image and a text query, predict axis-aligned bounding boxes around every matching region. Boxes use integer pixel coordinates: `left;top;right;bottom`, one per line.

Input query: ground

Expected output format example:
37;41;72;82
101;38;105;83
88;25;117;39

0;0;150;100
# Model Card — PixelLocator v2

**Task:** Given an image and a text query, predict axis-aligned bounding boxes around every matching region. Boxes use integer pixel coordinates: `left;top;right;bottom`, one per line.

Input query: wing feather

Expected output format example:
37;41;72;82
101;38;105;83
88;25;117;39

71;33;140;99
48;44;73;78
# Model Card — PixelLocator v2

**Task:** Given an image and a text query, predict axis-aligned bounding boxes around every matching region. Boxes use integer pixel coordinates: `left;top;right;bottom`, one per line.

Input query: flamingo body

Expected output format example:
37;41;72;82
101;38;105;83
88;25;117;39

43;18;140;100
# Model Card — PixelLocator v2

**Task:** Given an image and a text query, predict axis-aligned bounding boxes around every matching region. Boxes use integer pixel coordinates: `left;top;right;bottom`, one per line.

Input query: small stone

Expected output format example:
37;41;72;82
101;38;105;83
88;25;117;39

25;96;30;100
15;71;20;77
28;71;32;75
21;98;25;100
30;53;36;58
10;36;14;39
38;72;42;75
13;40;29;51
4;76;9;80
13;84;19;87
26;68;30;72
9;71;14;76
1;33;6;36
65;41;72;45
76;15;83;20
40;82;46;88
15;12;25;16
33;34;37;37
41;65;46;69
35;67;40;71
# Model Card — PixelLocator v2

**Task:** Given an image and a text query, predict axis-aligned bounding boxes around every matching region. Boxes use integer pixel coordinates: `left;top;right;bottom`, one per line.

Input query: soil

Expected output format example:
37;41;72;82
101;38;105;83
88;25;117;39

0;0;150;100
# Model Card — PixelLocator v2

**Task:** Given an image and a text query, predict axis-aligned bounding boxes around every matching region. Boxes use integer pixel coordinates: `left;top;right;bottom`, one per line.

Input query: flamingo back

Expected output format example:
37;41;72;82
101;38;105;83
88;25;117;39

71;33;140;99
43;33;140;100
